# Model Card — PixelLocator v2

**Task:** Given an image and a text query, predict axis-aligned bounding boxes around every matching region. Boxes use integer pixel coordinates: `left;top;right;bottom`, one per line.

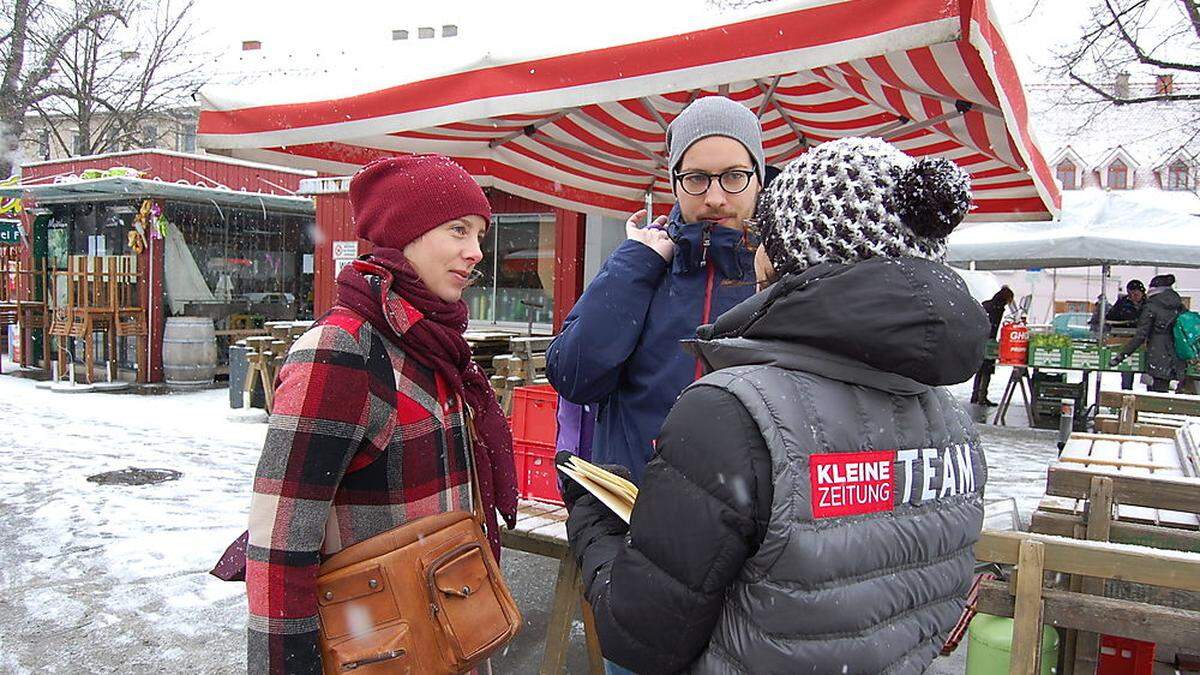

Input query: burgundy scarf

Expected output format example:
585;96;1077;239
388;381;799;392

335;247;518;559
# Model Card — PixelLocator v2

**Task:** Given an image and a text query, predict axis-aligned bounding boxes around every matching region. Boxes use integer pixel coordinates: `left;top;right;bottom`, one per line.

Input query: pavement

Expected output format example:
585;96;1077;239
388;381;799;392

0;359;1073;673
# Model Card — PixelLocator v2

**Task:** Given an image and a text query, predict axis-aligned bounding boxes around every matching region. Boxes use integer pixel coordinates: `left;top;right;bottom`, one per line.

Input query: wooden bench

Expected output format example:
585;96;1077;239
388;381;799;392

502;500;603;674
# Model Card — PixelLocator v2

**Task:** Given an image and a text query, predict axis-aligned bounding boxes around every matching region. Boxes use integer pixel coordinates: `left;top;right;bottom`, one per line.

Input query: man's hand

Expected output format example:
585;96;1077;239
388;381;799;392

625;209;673;262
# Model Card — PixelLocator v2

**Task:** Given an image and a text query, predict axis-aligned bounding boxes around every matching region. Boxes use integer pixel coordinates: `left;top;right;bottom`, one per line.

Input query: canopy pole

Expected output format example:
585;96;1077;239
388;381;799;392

755;79;809;148
488;110;573;149
755;75;783;119
1051;270;1058;324
645;191;653;226
1093;263;1110;425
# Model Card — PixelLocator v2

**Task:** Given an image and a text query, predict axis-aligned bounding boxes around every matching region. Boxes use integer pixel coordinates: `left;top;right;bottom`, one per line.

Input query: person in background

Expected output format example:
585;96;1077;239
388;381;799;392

970;285;1014;406
564;137;989;674
1111;273;1187;393
1105;279;1146;390
547;96;763;483
245;155;518;674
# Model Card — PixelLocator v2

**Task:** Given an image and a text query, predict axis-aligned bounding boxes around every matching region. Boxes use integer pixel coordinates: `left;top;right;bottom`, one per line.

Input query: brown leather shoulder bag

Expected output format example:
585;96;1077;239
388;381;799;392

315;414;522;674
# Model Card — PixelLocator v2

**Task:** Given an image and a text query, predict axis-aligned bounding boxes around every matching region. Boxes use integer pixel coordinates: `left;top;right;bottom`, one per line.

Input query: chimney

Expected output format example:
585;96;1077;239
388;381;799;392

1114;71;1130;99
242;40;262;51
1155;73;1175;96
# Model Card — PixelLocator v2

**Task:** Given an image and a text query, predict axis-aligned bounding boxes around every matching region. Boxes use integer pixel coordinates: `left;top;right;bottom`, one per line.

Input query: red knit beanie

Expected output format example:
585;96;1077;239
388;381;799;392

350;154;492;250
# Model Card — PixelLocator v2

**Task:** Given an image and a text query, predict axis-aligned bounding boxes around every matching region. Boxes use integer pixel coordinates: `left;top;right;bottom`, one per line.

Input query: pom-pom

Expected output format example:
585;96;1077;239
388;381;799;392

896;157;971;239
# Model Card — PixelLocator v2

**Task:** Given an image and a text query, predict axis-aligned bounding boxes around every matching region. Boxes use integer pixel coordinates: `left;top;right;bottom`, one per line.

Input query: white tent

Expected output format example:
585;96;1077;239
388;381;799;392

948;188;1200;406
950;268;1003;303
947;189;1200;270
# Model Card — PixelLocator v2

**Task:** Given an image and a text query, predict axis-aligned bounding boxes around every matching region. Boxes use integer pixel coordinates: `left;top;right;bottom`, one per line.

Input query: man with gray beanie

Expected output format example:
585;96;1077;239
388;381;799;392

547;96;764;483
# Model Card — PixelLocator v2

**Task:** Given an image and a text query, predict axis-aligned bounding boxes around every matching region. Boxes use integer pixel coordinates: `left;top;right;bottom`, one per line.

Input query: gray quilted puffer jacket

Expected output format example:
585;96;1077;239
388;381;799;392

566;257;991;675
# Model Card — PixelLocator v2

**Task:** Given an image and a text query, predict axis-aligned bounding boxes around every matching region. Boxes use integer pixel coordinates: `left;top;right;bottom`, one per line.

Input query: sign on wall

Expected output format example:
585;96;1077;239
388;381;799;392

333;240;359;276
0;219;22;245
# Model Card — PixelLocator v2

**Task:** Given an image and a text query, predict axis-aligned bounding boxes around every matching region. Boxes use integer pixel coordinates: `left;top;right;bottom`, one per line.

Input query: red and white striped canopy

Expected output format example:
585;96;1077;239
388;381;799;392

198;0;1059;221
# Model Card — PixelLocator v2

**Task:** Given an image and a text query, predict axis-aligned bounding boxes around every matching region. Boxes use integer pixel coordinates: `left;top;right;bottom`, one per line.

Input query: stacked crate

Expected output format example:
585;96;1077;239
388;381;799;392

510;384;561;504
490;336;553;415
464;330;513;377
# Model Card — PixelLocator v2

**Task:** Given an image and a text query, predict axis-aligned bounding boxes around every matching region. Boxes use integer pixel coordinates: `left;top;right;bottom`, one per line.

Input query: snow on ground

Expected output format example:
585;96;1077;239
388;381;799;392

0;365;265;674
0;356;1077;673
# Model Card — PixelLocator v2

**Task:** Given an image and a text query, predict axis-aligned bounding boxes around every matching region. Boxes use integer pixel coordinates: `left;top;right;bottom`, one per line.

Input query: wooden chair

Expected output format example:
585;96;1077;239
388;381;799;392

63;256;119;383
111;256;148;382
48;255;146;383
974;529;1200;675
15;260;51;369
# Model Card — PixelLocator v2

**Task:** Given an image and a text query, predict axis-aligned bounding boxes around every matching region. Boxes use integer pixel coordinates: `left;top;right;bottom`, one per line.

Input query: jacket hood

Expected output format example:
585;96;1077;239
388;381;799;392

1148;287;1184;310
690;257;989;390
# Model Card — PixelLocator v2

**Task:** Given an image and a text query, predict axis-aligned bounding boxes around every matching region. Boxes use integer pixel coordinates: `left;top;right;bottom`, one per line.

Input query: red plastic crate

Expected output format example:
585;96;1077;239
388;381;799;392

511;385;558;446
516;439;563;505
1098;636;1155;675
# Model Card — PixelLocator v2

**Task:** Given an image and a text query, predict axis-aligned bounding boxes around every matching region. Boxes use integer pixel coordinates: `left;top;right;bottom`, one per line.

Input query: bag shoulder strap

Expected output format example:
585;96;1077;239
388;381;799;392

463;406;487;527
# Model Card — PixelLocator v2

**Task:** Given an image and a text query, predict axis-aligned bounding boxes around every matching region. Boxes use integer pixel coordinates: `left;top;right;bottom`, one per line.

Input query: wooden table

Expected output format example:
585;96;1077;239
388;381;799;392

502;499;603;674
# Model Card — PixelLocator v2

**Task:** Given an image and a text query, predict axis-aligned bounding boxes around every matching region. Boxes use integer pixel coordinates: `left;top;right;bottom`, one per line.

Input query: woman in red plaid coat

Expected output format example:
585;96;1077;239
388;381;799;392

245;155;519;675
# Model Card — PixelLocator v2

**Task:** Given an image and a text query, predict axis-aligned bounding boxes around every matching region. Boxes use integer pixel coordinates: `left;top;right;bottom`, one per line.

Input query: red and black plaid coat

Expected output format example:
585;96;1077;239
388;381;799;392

246;293;473;674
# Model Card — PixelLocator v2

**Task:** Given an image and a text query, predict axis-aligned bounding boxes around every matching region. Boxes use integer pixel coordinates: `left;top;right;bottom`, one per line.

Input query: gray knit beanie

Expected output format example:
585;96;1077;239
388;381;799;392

756;137;972;275
667;96;765;182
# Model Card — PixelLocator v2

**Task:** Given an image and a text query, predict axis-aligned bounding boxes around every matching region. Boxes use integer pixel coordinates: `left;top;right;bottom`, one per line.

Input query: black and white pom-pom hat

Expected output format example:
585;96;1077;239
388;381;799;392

754;136;973;276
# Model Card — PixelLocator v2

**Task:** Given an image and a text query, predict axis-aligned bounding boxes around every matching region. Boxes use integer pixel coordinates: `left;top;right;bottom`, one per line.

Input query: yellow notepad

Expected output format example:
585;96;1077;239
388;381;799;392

556;453;638;524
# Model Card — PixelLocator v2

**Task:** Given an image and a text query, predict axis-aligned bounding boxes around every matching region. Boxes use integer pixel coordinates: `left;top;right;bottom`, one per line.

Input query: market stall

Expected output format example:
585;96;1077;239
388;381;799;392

1;151;316;384
948;189;1200;426
197;0;1061;321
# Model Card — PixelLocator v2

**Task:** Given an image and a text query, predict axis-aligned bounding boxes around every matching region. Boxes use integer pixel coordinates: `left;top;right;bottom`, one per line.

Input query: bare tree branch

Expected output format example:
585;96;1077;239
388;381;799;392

18;0;207;159
1180;0;1200;39
1101;0;1200;71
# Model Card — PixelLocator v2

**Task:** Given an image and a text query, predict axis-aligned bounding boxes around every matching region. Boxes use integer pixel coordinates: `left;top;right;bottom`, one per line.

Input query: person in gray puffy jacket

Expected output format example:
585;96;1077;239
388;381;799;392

563;137;990;674
1111;273;1188;392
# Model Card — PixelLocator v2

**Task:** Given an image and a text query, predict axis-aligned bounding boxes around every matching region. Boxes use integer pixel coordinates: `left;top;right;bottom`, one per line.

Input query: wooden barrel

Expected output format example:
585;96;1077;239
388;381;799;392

162;317;217;386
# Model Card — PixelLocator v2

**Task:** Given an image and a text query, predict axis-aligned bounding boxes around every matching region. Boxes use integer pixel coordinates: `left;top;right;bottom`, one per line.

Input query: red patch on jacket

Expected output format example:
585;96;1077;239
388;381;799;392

809;450;896;519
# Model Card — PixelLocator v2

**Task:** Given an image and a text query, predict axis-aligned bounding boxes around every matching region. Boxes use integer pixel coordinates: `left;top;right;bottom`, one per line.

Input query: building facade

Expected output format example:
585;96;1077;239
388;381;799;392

18;108;199;168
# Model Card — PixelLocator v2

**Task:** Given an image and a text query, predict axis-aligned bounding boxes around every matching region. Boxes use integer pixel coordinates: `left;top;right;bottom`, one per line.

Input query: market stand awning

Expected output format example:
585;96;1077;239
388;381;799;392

0;177;315;215
197;0;1059;221
946;189;1200;270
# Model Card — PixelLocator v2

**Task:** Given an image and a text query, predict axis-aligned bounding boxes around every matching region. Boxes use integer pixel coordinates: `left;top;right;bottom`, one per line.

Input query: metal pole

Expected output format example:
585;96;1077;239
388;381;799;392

1092;263;1110;423
644;191;653;227
1057;398;1076;452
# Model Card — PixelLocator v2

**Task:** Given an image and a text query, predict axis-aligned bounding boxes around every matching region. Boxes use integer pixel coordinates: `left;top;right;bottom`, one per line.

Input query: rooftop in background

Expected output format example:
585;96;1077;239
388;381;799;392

20;149;315;190
1026;80;1200;169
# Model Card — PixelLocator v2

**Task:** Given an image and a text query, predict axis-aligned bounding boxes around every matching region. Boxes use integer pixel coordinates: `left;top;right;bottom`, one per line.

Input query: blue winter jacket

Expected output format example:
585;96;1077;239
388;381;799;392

546;206;757;481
